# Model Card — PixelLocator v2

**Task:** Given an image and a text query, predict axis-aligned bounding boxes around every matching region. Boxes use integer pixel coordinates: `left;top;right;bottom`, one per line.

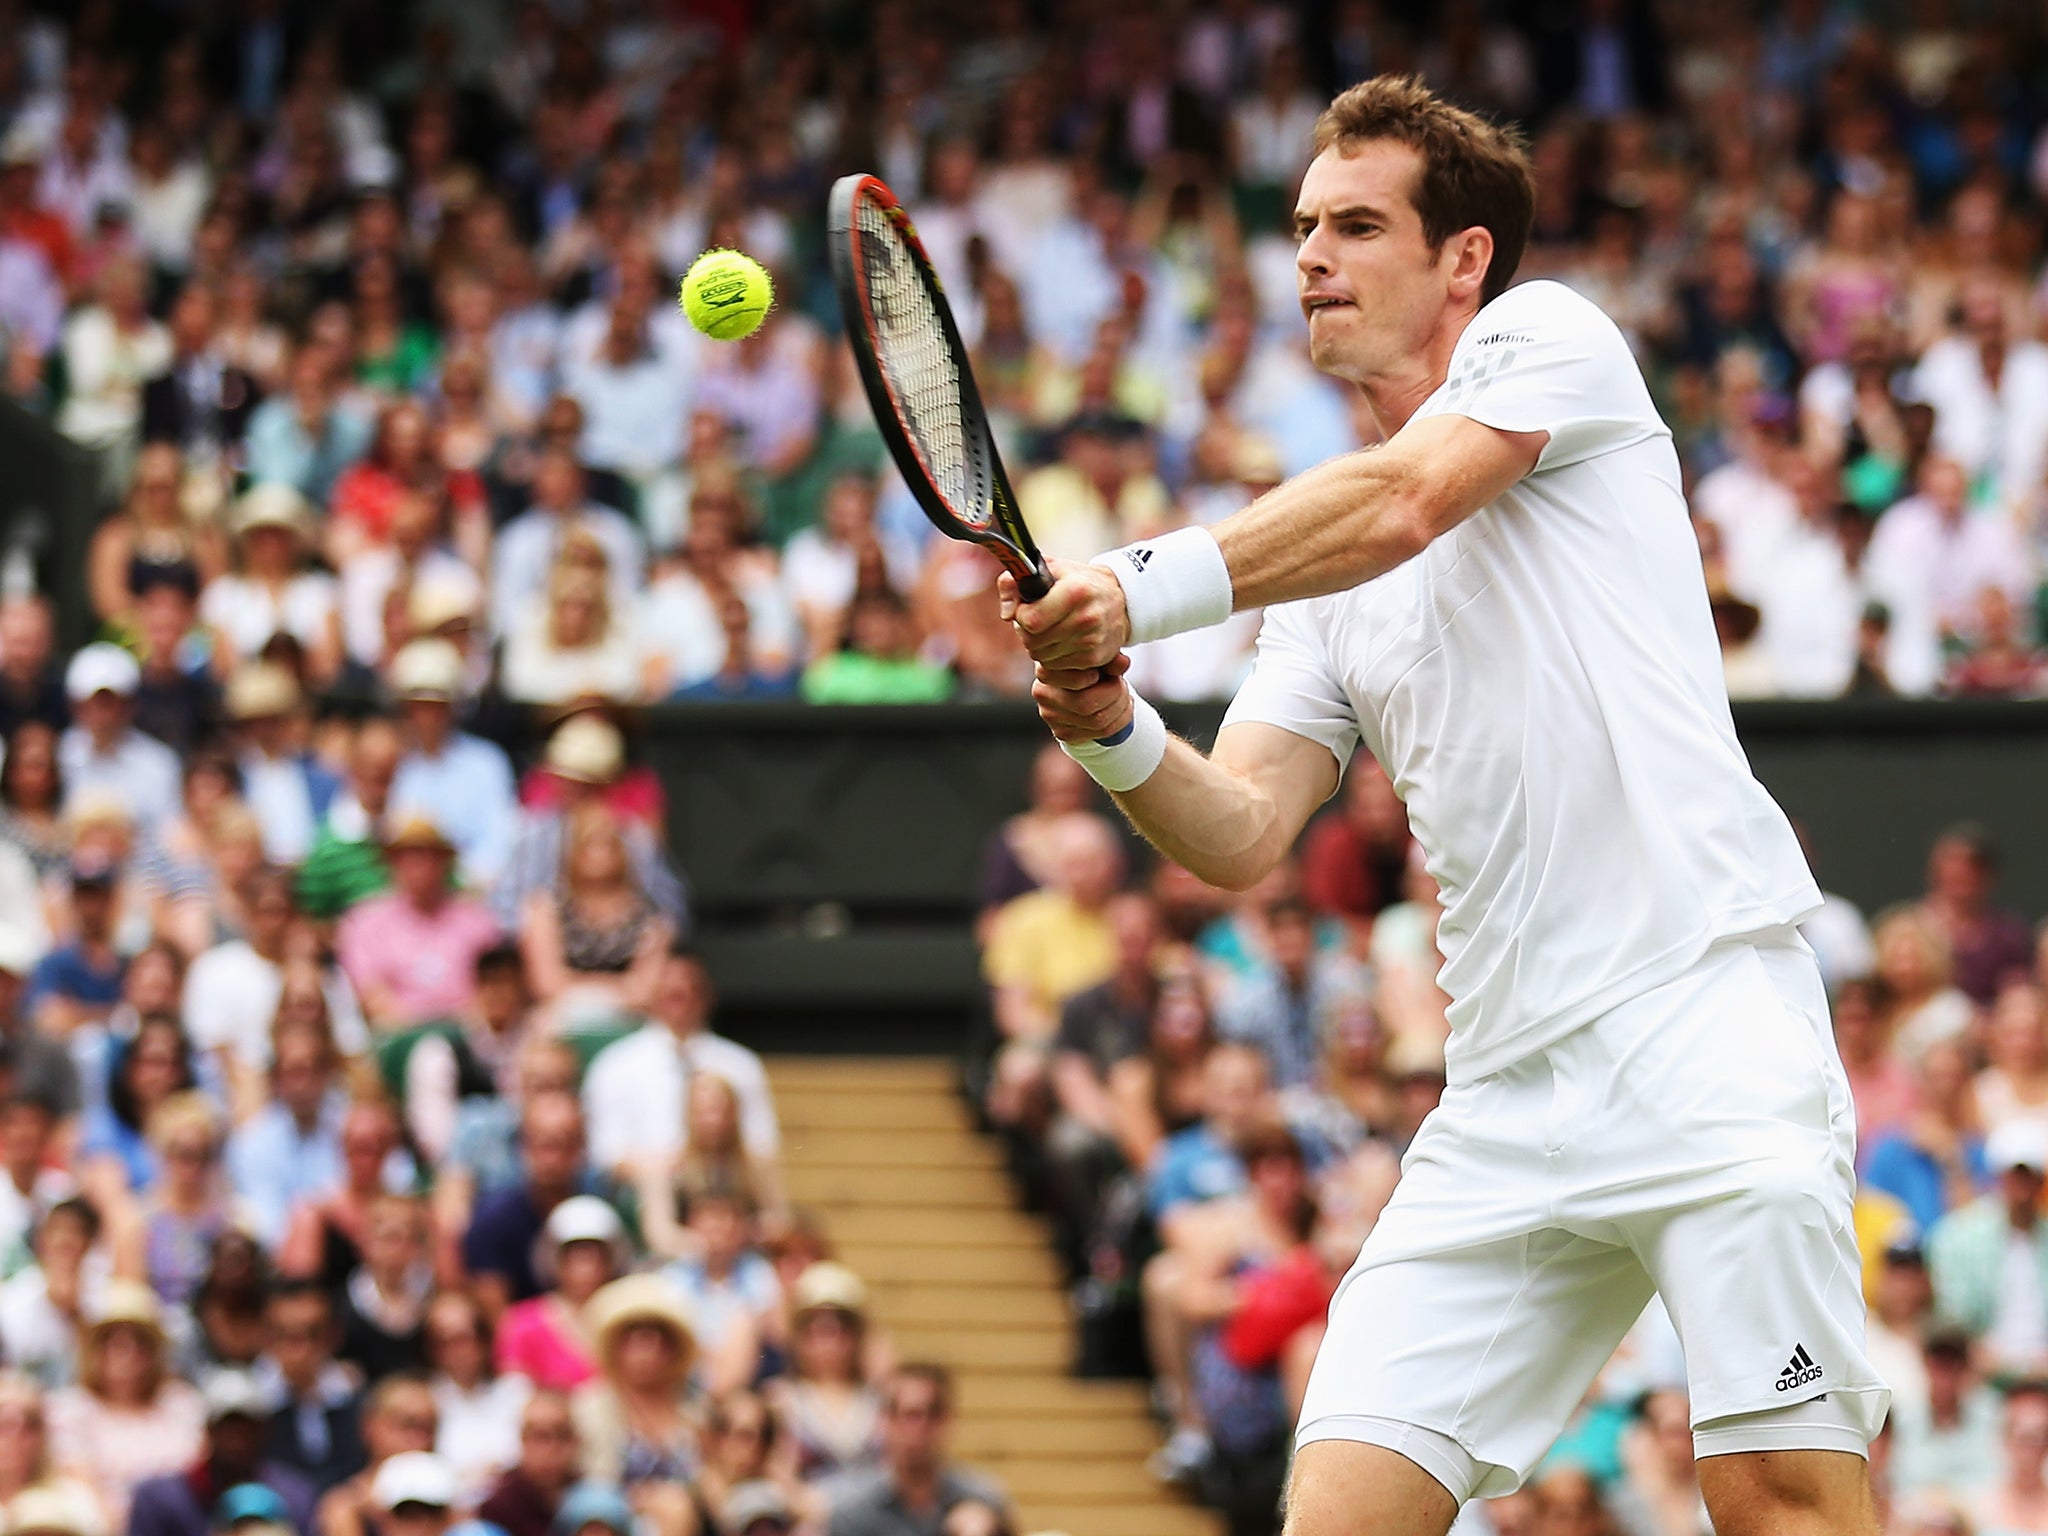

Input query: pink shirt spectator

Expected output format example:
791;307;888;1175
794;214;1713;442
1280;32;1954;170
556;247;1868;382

336;891;503;1026
494;1296;598;1392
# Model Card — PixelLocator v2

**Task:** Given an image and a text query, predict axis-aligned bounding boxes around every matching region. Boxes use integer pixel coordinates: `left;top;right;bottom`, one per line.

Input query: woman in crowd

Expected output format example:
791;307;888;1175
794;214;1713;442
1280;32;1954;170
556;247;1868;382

0;722;70;890
1874;905;1976;1061
199;484;344;687
1863;1038;1988;1234
495;1196;628;1392
764;1263;882;1484
0;1201;111;1389
693;1391;824;1533
329;399;443;563
1108;954;1215;1174
46;1280;205;1527
501;560;641;708
1832;975;1919;1155
519;803;671;1031
638;1074;786;1259
977;744;1094;920
0;1374;104;1520
117;1093;237;1315
85;443;223;627
77;1015;198;1205
571;1275;704;1536
279;1097;408;1292
425;1289;531;1505
137;749;243;957
1977;981;2048;1136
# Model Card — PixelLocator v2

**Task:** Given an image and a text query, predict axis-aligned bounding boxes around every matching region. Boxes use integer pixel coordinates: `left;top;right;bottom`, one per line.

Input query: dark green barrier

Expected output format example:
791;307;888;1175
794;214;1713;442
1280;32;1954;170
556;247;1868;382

0;400;104;651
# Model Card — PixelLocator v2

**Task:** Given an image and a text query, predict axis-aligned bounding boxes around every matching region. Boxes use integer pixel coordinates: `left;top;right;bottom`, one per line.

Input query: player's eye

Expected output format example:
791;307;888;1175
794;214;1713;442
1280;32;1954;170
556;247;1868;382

1344;221;1378;237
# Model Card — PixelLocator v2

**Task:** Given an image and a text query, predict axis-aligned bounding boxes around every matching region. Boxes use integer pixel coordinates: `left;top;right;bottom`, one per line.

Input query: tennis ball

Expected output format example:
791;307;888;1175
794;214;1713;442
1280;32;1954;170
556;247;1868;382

679;249;773;341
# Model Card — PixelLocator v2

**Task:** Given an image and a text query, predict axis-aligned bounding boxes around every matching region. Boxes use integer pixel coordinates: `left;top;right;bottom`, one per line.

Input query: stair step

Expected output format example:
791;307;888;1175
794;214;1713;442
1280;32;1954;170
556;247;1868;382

775;1088;974;1132
954;1376;1151;1418
785;1166;1015;1209
881;1327;1067;1372
951;1416;1160;1458
765;1057;959;1093
782;1131;1006;1172
988;1459;1169;1500
1015;1502;1222;1536
835;1242;1061;1286
868;1282;1069;1329
813;1208;1043;1248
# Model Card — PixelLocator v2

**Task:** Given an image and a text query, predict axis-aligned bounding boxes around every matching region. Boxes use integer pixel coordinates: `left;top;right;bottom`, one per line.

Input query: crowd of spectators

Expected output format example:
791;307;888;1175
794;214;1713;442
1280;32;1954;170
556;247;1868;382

2;2;2048;710
978;743;2048;1536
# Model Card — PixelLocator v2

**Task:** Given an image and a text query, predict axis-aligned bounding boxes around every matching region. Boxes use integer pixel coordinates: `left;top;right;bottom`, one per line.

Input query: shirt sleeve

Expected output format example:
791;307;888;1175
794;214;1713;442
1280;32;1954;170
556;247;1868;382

1421;281;1667;473
1219;603;1359;768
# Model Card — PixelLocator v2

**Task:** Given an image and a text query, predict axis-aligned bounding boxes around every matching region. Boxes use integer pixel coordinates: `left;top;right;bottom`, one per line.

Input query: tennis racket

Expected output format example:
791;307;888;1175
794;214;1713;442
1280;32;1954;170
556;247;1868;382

828;173;1052;601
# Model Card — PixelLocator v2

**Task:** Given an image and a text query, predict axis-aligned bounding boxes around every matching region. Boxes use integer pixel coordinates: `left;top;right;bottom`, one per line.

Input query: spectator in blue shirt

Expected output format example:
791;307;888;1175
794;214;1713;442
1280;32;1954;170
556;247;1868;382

1144;1042;1271;1237
1862;1038;1989;1234
461;1092;611;1316
77;1014;196;1200
26;854;126;1037
385;642;516;891
226;1016;348;1249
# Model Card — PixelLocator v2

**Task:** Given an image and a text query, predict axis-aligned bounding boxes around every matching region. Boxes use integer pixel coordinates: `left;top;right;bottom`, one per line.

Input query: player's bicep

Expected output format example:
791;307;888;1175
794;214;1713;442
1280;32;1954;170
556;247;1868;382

1378;412;1547;543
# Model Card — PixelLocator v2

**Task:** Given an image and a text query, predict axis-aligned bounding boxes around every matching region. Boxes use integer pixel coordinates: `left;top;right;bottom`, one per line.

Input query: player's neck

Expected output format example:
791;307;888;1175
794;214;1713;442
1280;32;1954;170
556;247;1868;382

1354;305;1480;439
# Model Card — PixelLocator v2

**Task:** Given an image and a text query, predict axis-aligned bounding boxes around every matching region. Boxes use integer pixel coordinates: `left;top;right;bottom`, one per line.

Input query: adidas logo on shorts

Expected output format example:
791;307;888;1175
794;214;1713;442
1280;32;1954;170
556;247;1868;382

1776;1344;1822;1392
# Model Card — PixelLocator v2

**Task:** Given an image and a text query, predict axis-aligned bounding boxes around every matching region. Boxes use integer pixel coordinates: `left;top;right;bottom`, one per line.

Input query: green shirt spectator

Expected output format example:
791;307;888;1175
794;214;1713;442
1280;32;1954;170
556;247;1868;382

800;592;955;704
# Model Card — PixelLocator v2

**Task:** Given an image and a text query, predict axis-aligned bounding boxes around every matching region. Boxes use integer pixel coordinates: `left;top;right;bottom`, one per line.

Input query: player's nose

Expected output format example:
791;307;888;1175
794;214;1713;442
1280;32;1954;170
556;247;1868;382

1296;228;1333;280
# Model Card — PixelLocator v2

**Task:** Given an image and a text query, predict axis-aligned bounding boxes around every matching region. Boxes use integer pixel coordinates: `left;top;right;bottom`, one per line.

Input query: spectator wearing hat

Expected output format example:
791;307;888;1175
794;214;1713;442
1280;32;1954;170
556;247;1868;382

46;1280;205;1528
126;1371;318;1536
820;1365;1006;1536
1928;1120;2048;1369
474;1393;578;1536
1;1482;107;1536
0;599;69;742
766;1263;882;1484
0;925;79;1124
492;716;684;935
365;1450;504;1536
386;642;517;891
201;486;344;689
494;1198;628;1394
225;665;340;868
336;490;482;678
24;855;124;1038
129;562;222;759
0;1375;103;1530
581;950;777;1184
1890;1328;2003;1498
297;720;405;923
57;643;180;833
335;813;501;1032
569;1275;702;1497
545;1481;630;1536
242;349;373;512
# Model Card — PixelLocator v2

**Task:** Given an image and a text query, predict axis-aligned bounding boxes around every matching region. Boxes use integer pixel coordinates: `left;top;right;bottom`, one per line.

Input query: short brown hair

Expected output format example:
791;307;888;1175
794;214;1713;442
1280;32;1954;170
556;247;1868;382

1312;75;1536;304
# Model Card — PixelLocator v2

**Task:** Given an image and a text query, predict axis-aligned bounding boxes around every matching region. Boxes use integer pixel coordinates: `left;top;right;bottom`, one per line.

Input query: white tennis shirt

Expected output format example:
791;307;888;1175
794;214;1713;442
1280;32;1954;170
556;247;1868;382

1223;280;1821;1083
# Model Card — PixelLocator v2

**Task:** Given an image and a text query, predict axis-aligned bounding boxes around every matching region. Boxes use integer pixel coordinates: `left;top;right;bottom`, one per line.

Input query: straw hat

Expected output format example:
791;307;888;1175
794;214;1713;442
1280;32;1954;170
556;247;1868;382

383;811;456;856
226;663;302;722
791;1261;869;1321
232;483;312;541
545;715;624;785
584;1274;697;1364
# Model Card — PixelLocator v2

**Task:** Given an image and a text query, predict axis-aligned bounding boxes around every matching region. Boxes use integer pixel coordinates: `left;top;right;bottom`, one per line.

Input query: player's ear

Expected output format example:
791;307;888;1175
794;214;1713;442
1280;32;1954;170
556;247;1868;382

1446;226;1494;304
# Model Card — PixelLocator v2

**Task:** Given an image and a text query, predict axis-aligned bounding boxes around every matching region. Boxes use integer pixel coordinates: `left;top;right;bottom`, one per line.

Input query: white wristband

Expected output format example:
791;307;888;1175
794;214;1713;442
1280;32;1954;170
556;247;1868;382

1099;526;1234;645
1061;690;1168;793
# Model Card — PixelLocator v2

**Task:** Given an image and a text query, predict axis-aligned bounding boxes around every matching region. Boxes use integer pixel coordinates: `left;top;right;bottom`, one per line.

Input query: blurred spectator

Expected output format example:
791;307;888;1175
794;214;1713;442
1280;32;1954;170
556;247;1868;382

1298;761;1411;932
422;1290;529;1506
202;486;344;688
1831;976;1918;1155
1875;906;1976;1064
474;1391;577;1536
0;926;80;1124
0;1200;107;1388
1977;984;2048;1140
1928;1121;2048;1369
1892;1354;2000;1500
140;283;259;474
976;746;1093;920
0;720;68;888
0;599;67;742
799;593;954;706
490;452;644;646
86;444;223;629
495;1198;626;1394
224;1017;346;1251
224;665;340;867
460;1094;601;1315
1922;828;2034;1008
57;254;170;455
1975;1385;2048;1534
1862;1041;1989;1234
59;644;180;833
258;1281;366;1494
658;1187;775;1397
385;643;517;890
821;1364;1005;1536
1211;897;1369;1091
297;719;404;922
335;814;500;1032
335;1195;433;1382
130;565;221;759
570;1274;702;1495
767;1263;881;1485
242;347;373;509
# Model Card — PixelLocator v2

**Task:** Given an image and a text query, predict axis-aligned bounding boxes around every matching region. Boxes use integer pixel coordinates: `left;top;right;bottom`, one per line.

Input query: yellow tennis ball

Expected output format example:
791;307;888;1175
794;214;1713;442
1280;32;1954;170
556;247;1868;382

679;249;773;341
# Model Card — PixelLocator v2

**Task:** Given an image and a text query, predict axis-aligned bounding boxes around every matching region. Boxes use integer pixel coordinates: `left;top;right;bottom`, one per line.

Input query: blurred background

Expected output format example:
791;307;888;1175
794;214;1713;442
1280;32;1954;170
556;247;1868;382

0;3;2043;1536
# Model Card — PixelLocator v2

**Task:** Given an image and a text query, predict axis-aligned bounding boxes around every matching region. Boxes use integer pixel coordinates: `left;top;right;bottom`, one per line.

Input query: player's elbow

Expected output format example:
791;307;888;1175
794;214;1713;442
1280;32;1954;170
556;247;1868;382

1188;844;1287;894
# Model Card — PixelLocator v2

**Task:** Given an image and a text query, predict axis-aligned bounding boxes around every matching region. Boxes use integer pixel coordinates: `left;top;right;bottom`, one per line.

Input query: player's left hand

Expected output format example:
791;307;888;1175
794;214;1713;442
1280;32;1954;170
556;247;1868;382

1031;654;1133;743
1000;558;1131;671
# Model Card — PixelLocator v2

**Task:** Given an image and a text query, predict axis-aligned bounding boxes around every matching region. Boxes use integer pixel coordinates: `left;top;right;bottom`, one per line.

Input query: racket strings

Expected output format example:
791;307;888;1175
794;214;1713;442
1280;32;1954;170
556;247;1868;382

854;197;989;530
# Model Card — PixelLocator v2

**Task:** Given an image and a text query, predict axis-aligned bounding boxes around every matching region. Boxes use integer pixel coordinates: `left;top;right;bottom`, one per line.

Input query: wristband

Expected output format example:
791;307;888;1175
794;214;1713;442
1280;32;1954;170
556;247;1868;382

1100;526;1234;645
1061;690;1168;793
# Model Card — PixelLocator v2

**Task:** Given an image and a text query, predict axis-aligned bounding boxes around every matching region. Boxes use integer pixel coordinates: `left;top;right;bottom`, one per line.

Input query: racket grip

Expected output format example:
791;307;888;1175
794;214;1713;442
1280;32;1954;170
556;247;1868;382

1014;561;1052;603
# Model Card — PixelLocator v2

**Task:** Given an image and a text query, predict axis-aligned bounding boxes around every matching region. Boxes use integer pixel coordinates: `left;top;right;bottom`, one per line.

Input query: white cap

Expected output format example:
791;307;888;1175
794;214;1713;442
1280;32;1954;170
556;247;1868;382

372;1452;459;1512
1988;1120;2048;1175
388;640;464;701
546;1194;626;1249
65;643;141;701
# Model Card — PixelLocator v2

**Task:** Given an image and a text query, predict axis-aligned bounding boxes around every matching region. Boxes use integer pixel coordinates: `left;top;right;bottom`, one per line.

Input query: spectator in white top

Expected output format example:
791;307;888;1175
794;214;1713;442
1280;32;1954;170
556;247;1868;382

580;949;779;1180
1751;456;1861;697
0;232;63;364
560;284;690;495
490;449;645;642
1866;455;2034;695
57;644;180;833
124;121;209;276
57;252;170;452
782;473;919;662
200;484;345;687
338;490;483;673
1909;276;2048;513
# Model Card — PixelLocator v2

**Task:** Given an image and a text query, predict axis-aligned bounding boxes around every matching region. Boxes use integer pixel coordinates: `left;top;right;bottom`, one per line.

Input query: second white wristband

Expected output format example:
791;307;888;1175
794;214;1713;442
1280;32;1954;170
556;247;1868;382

1061;690;1168;793
1099;525;1234;645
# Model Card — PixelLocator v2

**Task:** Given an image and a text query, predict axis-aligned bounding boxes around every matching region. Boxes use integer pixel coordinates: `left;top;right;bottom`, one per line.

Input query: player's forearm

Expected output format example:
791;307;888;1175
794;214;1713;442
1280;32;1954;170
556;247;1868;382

1209;448;1436;610
1109;736;1296;892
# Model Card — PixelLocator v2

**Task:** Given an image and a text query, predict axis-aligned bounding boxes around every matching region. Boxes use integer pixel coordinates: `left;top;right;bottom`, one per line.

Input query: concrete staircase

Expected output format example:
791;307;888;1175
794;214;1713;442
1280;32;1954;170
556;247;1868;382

768;1057;1221;1536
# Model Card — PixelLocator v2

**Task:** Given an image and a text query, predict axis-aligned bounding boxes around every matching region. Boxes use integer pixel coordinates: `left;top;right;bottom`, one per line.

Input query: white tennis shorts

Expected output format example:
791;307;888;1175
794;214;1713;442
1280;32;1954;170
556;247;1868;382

1297;926;1890;1498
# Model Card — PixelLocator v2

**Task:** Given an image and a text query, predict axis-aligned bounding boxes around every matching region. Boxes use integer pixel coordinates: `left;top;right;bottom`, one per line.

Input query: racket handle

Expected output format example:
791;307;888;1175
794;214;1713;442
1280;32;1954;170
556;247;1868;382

1014;561;1052;604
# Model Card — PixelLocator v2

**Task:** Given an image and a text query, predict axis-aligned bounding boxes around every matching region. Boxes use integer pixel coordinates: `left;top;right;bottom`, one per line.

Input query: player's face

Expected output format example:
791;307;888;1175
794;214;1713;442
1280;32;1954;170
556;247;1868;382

1294;141;1456;384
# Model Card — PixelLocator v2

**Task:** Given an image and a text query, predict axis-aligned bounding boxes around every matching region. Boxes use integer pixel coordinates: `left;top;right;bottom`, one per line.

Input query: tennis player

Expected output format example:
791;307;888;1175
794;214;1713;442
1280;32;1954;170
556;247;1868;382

1001;76;1887;1536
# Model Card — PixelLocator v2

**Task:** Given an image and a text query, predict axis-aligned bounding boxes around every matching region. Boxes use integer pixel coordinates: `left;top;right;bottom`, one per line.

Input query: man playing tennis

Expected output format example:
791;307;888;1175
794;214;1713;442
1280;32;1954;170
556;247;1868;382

999;76;1886;1536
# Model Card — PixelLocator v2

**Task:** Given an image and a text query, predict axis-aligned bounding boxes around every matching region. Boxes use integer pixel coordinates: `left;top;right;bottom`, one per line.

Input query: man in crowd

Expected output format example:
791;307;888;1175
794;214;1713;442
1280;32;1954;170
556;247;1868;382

824;1365;1007;1536
476;1392;582;1536
335;812;500;1031
226;1016;347;1248
386;640;517;889
461;1091;606;1313
1929;1120;2048;1370
58;641;181;831
260;1280;368;1493
127;1369;319;1536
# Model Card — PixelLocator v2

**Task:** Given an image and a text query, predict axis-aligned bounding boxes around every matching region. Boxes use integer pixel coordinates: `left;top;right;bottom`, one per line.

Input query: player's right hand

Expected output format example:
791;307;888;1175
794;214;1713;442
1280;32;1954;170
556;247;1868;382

1031;655;1133;743
1000;558;1131;671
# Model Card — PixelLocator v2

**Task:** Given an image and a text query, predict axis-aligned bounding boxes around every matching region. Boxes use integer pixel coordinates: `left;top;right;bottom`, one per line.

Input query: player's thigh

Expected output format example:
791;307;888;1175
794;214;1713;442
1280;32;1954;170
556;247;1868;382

1285;1440;1458;1536
1697;1448;1880;1536
1301;1227;1653;1498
